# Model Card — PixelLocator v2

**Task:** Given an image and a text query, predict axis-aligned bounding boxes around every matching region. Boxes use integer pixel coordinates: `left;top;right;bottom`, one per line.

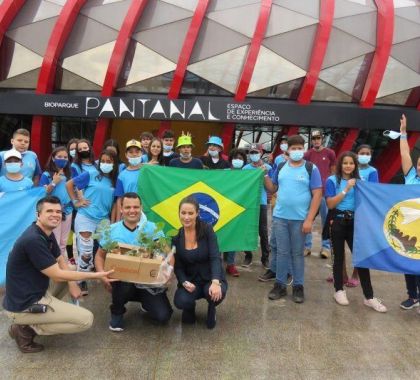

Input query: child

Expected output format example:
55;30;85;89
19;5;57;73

71;139;98;178
325;151;386;312
162;130;178;166
0;129;41;185
0;149;33;192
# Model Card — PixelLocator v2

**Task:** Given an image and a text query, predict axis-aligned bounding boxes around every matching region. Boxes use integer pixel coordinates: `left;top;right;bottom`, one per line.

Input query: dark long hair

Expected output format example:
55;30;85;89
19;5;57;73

74;139;95;170
335;151;360;185
103;139;122;165
147;137;165;166
45;146;71;180
66;138;78;163
96;150;118;187
178;195;206;240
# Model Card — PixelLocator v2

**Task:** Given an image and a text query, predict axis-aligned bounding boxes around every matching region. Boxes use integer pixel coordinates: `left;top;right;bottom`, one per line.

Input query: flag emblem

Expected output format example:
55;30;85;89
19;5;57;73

383;198;420;259
151;181;245;231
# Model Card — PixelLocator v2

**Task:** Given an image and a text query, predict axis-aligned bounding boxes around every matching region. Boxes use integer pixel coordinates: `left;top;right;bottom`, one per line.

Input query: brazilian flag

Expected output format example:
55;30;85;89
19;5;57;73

138;165;263;251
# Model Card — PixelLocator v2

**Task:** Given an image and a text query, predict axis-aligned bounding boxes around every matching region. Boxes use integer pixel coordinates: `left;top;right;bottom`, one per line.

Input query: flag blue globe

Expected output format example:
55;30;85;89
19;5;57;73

193;192;220;226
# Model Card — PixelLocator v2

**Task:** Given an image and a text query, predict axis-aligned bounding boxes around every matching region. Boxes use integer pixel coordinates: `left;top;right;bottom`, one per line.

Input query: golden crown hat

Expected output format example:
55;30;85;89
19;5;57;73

176;131;194;148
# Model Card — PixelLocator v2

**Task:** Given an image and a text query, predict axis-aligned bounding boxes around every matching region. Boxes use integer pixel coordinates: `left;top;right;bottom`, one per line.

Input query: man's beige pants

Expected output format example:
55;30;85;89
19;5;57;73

6;281;93;336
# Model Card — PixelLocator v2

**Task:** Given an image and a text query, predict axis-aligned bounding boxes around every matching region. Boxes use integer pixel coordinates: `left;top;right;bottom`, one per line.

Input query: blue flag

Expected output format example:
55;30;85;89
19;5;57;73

354;181;420;275
0;187;46;286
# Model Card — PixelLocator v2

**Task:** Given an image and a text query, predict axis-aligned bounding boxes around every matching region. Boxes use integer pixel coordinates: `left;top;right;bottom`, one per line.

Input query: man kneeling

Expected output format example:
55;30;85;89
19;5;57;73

95;192;173;332
3;196;114;353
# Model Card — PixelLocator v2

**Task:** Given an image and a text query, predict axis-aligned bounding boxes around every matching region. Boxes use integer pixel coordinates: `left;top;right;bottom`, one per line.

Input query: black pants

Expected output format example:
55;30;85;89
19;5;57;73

245;205;270;261
174;281;227;311
331;218;373;299
111;281;173;323
404;274;420;299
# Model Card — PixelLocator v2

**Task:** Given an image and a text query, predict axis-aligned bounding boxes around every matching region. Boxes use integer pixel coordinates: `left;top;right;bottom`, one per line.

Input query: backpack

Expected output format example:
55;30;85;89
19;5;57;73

275;160;314;180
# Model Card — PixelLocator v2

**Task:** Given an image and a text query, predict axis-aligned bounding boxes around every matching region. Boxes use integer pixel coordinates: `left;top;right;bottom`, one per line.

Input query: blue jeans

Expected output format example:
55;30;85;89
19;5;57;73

305;197;330;250
269;228;292;275
225;252;236;265
271;217;305;286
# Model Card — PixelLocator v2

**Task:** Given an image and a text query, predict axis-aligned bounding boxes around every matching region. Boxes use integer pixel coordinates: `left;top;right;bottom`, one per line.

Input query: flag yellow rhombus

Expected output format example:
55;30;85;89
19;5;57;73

151;181;245;231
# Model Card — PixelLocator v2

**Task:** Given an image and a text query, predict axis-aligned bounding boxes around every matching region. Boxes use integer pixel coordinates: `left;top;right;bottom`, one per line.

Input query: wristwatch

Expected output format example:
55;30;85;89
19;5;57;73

211;279;221;286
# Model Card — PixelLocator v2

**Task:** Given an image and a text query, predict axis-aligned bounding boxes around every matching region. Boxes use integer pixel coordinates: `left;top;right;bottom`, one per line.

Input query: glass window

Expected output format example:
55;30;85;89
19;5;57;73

51;117;97;147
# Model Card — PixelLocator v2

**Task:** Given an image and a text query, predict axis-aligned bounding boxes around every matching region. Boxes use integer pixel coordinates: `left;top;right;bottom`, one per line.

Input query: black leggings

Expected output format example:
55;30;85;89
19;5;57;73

331;218;374;299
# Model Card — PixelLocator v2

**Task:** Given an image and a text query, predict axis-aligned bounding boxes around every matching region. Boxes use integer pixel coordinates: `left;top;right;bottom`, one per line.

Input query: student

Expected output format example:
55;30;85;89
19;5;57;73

66;150;118;295
272;136;289;171
224;148;247;277
67;138;79;162
39;147;73;259
114;139;144;221
325;151;386;312
200;136;230;169
0;128;42;185
140;131;153;155
264;135;322;303
101;139;126;173
168;132;203;169
304;130;336;259
0;149;33;192
71;139;98;178
146;137;165;166
95;193;173;331
162;130;179;166
242;143;271;269
398;114;420;313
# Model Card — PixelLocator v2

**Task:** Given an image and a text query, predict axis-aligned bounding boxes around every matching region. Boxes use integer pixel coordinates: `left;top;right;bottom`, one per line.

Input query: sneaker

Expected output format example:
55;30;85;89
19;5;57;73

292;285;304;303
320;248;330;259
242;254;253;268
109;314;124;332
286;274;294;286
80;281;88;296
226;264;240;277
258;269;275;282
268;282;287;300
261;258;270;270
400;298;419;310
304;248;311;257
364;298;387;313
334;290;349;306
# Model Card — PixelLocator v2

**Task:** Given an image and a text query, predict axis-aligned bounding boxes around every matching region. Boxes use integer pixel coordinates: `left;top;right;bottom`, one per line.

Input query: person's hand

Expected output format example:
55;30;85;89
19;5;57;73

260;164;268;173
209;283;222;302
183;281;196;293
346;178;356;190
52;171;63;185
267;153;274;164
68;282;82;299
75;198;90;208
400;114;407;134
101;276;116;293
302;219;313;234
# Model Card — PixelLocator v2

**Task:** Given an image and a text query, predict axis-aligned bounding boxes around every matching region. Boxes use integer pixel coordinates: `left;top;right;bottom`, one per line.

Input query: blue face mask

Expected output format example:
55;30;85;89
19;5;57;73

128;156;142;166
280;143;288;152
358;155;371;165
232;159;244;169
69;149;76;158
5;162;21;174
249;153;261;163
100;163;113;174
163;144;173;152
289;150;304;162
54;158;68;169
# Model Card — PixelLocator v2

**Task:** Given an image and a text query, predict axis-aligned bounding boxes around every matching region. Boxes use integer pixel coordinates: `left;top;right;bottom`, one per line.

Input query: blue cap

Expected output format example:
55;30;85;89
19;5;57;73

206;136;223;148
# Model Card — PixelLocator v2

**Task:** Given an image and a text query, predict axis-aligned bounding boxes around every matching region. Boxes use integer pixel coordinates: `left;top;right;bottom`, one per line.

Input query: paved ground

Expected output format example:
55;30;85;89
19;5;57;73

1;222;419;380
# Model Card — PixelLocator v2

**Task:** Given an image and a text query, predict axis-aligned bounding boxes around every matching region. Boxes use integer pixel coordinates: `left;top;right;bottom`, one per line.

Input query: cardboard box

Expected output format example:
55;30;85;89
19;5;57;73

104;245;164;285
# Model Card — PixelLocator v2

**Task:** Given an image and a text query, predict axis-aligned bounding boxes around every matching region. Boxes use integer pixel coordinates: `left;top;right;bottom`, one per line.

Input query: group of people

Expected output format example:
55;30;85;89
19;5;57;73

1;114;419;354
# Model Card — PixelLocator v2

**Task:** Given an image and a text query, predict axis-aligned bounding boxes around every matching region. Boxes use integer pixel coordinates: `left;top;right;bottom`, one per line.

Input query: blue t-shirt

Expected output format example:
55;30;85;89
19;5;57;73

0;150;41;179
115;168;141;197
404;167;420;185
71;162;98;178
0;176;33;192
359;165;379;183
99;217;163;248
243;163;272;205
39;171;73;215
325;176;355;211
272;161;322;220
73;171;115;222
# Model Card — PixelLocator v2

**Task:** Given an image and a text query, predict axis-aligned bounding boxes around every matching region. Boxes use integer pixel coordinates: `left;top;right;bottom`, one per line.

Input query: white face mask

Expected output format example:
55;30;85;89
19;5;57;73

180;152;191;160
383;130;401;140
208;149;219;158
280;143;288;152
232;159;244;169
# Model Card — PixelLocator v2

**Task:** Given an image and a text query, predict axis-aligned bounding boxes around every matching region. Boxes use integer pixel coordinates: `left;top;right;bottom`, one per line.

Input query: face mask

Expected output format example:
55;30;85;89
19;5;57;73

249;153;261;163
100;163;113;174
358;155;371;165
180;153;192;160
383;130;401;140
78;150;90;159
54;158;68;169
5;162;21;174
232;159;244;169
69;149;76;158
280;144;288;152
208;149;219;158
289;150;304;162
128;156;142;166
163;144;173;152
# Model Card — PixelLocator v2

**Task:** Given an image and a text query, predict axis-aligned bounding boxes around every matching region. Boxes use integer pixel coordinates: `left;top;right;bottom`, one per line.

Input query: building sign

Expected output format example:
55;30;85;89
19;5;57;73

0;92;418;130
